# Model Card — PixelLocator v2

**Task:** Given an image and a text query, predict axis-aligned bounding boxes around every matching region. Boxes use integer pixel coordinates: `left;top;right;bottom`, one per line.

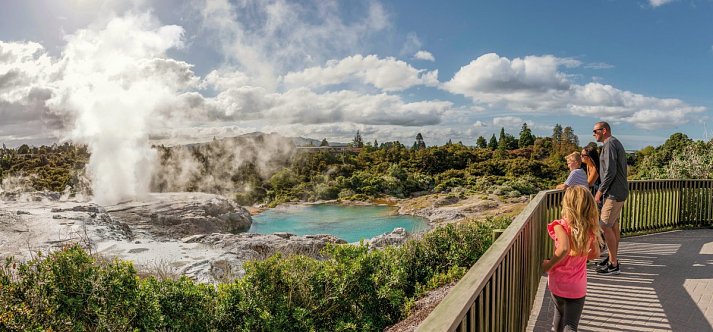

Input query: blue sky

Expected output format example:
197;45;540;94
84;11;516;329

1;0;712;150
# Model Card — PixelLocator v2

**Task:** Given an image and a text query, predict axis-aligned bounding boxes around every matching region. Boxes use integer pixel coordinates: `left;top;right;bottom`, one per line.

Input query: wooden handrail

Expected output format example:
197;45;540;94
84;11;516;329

417;179;713;332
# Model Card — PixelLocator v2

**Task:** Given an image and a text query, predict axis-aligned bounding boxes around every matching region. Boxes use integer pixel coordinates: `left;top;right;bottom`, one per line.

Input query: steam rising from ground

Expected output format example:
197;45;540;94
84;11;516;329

45;14;193;205
152;134;295;195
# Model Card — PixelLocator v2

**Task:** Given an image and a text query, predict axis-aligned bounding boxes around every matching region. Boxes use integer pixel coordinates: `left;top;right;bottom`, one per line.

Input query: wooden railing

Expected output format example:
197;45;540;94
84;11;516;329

416;179;713;332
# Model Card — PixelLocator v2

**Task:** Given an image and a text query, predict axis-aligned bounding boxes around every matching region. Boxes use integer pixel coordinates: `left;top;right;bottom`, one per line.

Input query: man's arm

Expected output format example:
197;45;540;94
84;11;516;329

598;144;616;196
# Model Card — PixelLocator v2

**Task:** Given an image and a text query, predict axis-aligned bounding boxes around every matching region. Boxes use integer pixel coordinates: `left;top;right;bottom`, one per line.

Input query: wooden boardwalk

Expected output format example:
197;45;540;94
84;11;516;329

528;228;713;332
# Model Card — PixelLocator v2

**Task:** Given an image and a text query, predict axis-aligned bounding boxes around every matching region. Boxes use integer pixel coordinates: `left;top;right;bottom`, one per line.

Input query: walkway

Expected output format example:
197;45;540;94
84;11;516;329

528;228;713;332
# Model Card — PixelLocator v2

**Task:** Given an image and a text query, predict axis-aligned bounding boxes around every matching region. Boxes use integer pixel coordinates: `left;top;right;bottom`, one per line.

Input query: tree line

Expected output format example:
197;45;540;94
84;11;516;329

3;127;711;203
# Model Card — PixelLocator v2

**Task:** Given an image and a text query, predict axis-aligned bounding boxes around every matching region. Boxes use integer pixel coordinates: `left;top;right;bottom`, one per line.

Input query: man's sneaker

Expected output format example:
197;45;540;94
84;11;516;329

596;262;620;275
596;256;609;268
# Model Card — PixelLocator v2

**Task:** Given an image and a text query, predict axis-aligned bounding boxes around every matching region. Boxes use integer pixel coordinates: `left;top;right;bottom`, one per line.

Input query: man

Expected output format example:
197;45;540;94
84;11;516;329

592;121;628;275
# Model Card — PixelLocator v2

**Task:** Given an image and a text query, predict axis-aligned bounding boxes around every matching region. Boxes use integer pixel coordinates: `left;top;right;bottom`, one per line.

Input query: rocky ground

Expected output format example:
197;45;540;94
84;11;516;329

397;192;528;224
0;192;346;282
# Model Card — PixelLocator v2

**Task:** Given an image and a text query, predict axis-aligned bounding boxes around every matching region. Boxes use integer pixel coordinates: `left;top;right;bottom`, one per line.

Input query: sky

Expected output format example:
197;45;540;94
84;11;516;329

1;0;713;151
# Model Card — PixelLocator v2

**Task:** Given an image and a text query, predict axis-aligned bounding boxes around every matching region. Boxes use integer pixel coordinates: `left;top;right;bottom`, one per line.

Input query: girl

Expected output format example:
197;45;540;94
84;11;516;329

542;185;603;331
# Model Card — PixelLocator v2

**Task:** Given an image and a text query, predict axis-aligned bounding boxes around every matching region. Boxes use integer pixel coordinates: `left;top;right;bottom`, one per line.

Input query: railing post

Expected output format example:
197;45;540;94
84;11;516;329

677;180;684;227
492;229;505;242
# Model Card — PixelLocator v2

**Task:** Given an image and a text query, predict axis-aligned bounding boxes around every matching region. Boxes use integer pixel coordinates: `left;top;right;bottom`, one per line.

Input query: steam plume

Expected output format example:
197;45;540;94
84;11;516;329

46;13;189;205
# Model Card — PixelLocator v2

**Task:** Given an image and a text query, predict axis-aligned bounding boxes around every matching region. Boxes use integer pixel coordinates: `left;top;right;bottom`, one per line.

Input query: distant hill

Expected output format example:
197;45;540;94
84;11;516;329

178;132;349;149
290;135;349;147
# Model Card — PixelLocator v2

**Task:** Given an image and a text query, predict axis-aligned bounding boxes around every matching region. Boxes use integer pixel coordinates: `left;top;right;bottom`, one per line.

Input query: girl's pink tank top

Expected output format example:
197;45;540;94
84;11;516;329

547;219;589;299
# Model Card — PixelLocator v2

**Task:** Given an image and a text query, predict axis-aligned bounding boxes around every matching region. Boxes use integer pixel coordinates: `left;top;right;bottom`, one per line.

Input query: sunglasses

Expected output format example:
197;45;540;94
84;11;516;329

592;128;603;134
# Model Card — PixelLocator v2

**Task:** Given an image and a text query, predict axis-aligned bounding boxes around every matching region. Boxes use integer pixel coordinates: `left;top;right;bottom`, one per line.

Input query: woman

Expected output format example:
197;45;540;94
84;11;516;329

542;186;603;331
581;145;600;190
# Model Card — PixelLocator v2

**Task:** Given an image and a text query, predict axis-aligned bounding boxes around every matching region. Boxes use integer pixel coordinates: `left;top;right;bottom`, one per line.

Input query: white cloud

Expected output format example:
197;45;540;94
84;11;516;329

0;41;65;143
584;62;614;70
400;33;423;57
444;53;705;130
198;0;390;91
493;116;532;130
443;53;577;110
569;83;704;129
414;50;435;61
203;68;251;90
208;87;451;126
649;0;674;8
282;54;438;91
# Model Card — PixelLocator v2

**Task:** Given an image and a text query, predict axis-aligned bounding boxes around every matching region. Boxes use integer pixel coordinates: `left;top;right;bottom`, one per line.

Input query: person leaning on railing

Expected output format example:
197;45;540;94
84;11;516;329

556;152;589;190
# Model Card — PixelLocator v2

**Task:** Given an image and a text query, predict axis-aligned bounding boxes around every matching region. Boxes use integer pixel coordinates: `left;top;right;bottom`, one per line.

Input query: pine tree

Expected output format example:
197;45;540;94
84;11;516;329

563;126;579;147
320;138;329;147
488;134;498;150
561;126;579;154
497;128;510;151
552;124;563;142
476;136;487;148
519;123;535;148
551;124;563;154
353;130;364;148
414;133;426;150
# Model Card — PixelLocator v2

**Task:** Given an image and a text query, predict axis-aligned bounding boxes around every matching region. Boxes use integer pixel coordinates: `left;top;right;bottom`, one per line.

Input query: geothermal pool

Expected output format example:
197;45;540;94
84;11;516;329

248;204;428;242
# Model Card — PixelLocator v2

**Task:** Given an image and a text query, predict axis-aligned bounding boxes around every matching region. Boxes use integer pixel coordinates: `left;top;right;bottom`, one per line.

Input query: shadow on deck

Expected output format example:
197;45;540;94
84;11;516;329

528;228;713;332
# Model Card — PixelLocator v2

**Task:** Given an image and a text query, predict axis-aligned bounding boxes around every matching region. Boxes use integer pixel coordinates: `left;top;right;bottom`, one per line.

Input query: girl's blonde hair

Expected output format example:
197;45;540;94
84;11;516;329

561;185;603;255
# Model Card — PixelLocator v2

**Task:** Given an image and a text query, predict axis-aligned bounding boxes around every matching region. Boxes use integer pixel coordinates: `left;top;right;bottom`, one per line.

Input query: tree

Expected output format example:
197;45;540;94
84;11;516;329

561;126;579;154
413;133;426;150
352;130;364;148
446;139;453;146
519;123;535;148
498;128;507;145
488;134;498;150
320;138;329;147
497;128;518;151
373;139;378;148
551;124;563;153
476;136;487;148
17;144;30;155
552;124;563;142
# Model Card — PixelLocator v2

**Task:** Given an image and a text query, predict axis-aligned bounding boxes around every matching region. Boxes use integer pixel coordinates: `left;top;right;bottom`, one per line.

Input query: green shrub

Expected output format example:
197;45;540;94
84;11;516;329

0;217;512;331
0;245;147;331
141;276;216;331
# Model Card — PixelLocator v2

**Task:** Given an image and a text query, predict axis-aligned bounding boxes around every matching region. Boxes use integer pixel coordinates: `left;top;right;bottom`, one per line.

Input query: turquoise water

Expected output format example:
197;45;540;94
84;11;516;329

248;204;428;243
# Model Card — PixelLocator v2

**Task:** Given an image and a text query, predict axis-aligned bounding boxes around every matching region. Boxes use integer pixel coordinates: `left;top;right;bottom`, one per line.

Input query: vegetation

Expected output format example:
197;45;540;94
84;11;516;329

0;143;89;193
631;133;713;179
0;216;511;331
150;126;582;207
4;128;711;205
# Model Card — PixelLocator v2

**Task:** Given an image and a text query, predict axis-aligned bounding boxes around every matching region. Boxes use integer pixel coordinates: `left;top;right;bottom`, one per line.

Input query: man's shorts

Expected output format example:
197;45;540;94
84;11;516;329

600;198;625;228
